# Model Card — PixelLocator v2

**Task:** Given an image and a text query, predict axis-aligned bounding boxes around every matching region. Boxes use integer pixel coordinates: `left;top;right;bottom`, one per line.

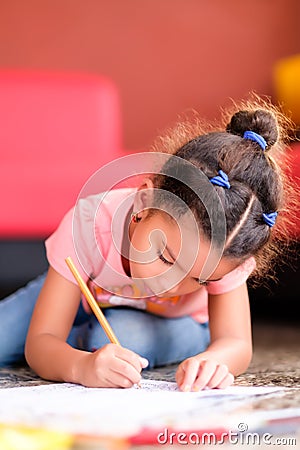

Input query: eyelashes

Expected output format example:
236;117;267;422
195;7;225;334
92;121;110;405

157;251;173;266
157;250;209;286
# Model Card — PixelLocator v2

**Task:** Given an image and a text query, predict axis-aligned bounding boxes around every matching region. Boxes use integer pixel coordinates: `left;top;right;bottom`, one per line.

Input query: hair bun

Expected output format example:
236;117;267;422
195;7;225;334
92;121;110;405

226;109;279;150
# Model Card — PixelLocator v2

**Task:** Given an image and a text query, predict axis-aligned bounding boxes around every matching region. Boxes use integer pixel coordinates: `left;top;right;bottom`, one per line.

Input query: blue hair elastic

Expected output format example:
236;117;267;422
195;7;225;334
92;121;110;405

262;211;278;227
210;170;231;189
243;130;267;151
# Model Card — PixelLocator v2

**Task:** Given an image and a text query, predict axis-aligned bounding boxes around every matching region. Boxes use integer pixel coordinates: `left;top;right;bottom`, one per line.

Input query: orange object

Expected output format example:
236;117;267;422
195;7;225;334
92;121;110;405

274;54;300;125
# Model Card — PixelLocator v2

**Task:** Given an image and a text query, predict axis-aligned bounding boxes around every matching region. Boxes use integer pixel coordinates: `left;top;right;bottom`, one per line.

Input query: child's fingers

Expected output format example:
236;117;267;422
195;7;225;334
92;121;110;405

106;369;140;388
177;358;201;392
193;363;234;391
111;346;149;386
206;364;230;389
139;357;149;369
92;344;148;388
216;372;235;389
177;358;234;392
114;345;149;371
191;359;217;391
111;357;142;386
99;370;140;389
175;365;184;387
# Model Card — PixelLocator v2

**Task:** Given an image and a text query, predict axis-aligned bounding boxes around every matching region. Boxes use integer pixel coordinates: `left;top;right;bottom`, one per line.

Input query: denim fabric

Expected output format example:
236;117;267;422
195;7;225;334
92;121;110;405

0;273;47;366
0;273;210;368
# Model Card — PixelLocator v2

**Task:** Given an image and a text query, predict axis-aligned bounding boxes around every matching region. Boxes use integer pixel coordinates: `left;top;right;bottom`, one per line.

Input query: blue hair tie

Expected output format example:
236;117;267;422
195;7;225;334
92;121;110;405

243;130;267;151
210;170;231;189
262;211;278;227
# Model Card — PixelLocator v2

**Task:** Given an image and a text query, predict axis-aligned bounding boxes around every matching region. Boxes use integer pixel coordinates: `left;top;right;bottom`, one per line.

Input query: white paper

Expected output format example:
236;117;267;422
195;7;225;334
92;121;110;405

0;380;284;437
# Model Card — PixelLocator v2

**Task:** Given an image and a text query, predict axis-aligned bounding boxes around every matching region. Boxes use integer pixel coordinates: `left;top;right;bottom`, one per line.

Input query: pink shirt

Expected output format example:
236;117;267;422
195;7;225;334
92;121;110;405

46;188;256;323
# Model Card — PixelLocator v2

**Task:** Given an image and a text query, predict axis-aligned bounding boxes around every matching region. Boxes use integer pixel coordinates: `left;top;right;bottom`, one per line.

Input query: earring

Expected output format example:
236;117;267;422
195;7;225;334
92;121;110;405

131;212;141;223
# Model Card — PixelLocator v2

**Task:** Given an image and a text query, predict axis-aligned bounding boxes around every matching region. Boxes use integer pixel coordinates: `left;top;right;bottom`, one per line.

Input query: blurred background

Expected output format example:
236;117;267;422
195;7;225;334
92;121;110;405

0;0;299;149
0;0;299;324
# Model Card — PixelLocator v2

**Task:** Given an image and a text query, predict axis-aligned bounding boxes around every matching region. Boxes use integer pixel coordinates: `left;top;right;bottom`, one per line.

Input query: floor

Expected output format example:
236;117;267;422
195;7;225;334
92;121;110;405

0;321;299;449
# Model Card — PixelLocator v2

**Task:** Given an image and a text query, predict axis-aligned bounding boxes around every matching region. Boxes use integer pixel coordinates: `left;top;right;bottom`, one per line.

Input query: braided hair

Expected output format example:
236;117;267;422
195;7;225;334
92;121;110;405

150;97;294;283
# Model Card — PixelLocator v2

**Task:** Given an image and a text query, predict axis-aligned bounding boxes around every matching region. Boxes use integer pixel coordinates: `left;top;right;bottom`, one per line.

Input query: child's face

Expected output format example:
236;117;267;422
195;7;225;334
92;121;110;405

128;211;238;298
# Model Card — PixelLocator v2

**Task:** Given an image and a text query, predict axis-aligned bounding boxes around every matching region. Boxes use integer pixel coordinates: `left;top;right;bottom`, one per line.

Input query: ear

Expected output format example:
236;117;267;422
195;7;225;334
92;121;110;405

132;178;154;216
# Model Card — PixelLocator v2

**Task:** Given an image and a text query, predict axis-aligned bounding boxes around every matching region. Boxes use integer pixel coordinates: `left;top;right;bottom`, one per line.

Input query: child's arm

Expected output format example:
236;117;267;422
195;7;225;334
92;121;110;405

25;267;146;388
176;282;252;391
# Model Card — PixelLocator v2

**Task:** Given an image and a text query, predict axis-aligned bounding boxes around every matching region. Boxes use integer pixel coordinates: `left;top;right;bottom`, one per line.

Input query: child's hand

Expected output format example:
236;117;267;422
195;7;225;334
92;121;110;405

176;356;234;392
77;343;149;388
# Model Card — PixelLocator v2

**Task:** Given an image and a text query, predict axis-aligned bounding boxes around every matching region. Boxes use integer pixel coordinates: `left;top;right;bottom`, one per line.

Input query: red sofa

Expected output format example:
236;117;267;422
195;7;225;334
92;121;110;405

0;70;123;238
0;70;124;295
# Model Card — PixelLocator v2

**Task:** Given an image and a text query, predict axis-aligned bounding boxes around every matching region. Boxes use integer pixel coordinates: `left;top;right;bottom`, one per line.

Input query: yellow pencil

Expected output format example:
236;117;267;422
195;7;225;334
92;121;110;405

65;256;120;346
65;256;142;388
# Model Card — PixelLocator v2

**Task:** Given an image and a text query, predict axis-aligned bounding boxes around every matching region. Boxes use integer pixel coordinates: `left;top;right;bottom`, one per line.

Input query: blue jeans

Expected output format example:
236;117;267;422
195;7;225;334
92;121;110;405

0;273;210;368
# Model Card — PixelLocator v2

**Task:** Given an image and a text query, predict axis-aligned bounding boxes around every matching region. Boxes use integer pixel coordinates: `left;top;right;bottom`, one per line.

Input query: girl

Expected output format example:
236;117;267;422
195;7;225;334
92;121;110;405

0;99;292;391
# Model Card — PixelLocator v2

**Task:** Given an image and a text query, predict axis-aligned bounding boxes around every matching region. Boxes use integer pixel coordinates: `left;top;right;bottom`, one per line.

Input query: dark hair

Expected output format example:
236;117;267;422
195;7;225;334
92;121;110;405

151;97;295;284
